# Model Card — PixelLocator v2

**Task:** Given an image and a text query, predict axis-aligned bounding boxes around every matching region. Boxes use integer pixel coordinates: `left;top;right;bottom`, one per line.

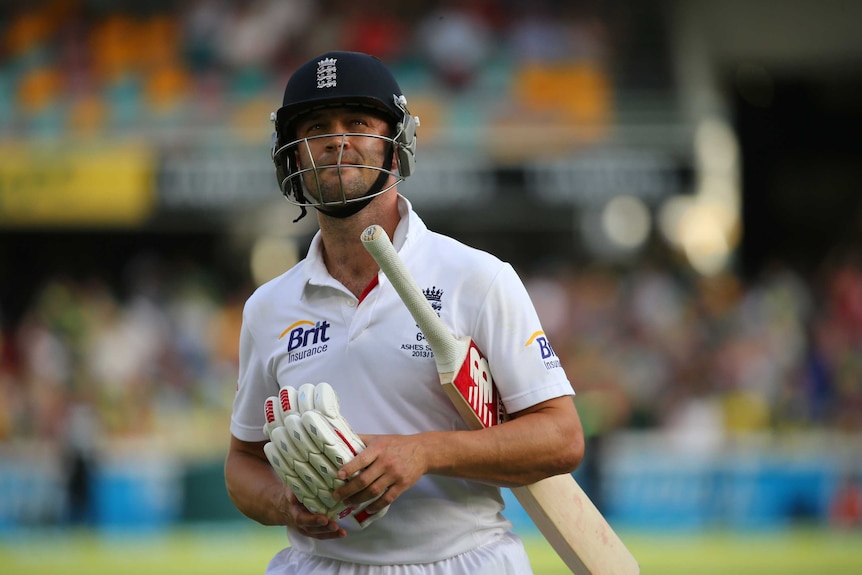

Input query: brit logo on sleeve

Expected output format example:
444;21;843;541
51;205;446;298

525;331;563;370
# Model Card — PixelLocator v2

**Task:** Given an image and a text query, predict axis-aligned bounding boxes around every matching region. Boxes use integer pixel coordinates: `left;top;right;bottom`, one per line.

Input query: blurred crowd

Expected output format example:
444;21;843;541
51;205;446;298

1;244;861;451
0;254;247;452
528;250;862;441
1;0;617;140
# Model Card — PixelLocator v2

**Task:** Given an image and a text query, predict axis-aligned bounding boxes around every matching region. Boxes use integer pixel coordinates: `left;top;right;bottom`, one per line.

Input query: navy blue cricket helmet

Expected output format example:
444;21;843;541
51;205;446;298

270;51;419;220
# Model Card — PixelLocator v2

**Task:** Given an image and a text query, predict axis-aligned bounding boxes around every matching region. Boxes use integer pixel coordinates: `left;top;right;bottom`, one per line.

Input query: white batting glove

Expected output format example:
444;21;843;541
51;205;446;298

263;387;331;515
263;383;389;528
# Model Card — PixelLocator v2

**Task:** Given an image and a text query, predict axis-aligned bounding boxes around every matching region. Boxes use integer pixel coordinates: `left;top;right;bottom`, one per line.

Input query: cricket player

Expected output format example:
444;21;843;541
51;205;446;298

225;50;585;574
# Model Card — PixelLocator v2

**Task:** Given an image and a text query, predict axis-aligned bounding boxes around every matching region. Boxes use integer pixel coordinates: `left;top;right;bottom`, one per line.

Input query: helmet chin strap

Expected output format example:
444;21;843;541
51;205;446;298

314;148;394;219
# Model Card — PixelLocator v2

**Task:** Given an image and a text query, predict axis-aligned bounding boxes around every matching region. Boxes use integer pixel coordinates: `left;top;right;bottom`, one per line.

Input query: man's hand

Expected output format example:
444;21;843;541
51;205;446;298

281;489;347;540
332;433;430;516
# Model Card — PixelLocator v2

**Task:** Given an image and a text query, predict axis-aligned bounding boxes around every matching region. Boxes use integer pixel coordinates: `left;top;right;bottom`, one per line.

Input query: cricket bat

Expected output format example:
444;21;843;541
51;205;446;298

361;224;639;575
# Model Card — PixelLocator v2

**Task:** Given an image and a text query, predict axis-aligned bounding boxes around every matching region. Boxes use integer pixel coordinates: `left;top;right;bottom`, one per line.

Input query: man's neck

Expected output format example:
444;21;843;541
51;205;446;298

317;191;401;298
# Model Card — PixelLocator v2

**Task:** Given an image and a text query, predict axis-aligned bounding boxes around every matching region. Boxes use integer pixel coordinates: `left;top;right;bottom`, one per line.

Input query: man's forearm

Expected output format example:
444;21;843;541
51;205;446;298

225;441;291;526
423;397;584;486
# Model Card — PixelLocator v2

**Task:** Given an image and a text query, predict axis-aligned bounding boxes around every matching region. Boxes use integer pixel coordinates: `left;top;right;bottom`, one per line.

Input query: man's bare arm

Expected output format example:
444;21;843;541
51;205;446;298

224;436;292;526
334;395;584;512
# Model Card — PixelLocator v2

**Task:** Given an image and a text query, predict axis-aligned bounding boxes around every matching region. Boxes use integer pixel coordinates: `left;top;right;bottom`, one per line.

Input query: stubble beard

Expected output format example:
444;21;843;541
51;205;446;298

304;166;372;205
303;141;388;205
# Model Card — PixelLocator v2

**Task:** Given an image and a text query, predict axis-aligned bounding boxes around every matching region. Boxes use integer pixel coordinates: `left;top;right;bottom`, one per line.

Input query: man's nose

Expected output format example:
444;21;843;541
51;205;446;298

324;132;350;150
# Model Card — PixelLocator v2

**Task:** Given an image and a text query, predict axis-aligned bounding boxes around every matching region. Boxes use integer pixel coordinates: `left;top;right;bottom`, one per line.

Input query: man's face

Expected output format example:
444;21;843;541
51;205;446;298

293;106;392;206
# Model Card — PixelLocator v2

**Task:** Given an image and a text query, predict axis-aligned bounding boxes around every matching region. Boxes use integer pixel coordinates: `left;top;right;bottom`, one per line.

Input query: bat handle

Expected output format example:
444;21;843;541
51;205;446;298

361;224;464;373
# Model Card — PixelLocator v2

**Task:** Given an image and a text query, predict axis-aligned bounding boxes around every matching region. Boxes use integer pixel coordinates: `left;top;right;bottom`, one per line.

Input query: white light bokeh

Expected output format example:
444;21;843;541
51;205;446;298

657;194;693;249
695;117;739;176
678;202;731;276
602;194;652;250
657;116;742;276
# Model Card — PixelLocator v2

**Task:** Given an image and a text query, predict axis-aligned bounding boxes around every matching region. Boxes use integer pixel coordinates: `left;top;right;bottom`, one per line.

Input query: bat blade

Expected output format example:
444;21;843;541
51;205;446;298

514;477;640;574
360;224;639;574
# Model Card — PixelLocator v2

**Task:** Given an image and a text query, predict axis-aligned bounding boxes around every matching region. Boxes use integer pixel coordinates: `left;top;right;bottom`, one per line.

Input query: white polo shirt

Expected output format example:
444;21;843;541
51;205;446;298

230;196;573;565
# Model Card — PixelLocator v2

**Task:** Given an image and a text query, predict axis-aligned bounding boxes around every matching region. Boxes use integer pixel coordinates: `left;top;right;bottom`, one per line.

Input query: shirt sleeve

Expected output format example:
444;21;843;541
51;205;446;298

229;302;279;442
475;263;574;414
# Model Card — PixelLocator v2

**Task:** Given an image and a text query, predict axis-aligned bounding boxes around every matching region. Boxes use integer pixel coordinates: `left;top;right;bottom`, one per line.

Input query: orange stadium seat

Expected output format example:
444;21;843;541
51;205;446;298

16;65;62;114
513;61;612;126
138;15;182;72
4;9;53;58
88;15;142;82
144;64;191;113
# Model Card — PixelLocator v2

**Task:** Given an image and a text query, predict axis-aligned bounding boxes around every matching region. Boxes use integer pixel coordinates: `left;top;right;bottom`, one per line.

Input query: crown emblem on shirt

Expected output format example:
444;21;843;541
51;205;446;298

423;286;443;314
316;58;337;88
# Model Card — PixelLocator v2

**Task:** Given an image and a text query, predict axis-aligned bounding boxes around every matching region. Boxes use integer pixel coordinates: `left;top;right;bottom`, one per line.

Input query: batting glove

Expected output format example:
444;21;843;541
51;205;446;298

263;383;389;528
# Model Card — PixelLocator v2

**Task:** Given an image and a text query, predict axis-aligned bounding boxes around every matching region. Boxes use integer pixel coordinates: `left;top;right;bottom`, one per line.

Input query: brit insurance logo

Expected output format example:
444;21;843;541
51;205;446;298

280;319;331;363
525;331;562;371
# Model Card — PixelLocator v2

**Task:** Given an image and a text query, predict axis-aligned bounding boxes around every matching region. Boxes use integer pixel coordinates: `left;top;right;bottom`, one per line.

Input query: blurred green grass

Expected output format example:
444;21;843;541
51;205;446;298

1;524;860;574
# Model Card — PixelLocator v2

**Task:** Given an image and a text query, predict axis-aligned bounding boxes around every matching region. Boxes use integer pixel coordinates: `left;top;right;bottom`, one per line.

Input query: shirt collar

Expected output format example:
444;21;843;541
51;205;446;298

303;194;426;290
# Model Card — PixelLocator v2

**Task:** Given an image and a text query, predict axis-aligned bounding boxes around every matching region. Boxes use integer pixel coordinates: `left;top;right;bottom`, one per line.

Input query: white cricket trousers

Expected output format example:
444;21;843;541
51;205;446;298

264;531;533;575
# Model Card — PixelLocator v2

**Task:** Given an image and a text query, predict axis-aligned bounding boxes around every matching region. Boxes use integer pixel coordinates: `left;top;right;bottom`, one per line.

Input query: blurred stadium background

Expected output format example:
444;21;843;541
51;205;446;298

1;0;861;573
